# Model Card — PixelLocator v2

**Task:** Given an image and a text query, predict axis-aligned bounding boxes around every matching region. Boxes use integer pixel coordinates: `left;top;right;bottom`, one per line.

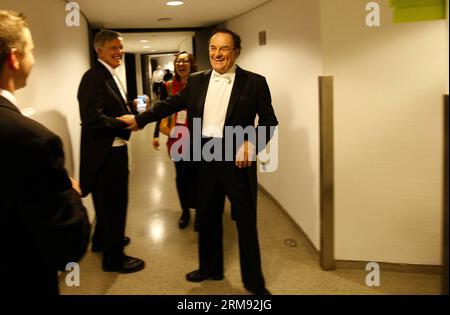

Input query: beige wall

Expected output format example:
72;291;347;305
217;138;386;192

320;0;447;265
224;0;323;249
225;0;447;265
1;0;91;181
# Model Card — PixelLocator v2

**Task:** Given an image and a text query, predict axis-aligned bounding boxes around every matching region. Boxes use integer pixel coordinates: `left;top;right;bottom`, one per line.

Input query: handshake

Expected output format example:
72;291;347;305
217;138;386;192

117;115;139;131
117;95;150;131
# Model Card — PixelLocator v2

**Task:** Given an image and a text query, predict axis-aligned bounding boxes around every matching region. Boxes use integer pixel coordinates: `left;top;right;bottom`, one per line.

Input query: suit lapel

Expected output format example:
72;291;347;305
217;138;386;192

225;66;248;124
96;62;129;112
197;70;212;119
107;77;128;107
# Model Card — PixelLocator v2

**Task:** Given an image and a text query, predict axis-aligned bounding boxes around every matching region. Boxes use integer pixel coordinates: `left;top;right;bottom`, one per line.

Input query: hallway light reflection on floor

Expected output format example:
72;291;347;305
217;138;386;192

149;186;162;204
155;161;166;178
148;217;165;244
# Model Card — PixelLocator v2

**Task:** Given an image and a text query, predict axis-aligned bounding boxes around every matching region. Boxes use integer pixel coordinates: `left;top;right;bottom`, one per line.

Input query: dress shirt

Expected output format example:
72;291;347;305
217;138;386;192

202;65;237;138
98;59;128;147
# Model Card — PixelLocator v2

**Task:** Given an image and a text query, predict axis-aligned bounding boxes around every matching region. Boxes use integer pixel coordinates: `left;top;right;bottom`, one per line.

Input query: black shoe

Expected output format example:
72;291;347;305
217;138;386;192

178;211;190;229
194;214;199;232
92;236;131;253
186;270;224;282
248;288;272;296
102;255;145;274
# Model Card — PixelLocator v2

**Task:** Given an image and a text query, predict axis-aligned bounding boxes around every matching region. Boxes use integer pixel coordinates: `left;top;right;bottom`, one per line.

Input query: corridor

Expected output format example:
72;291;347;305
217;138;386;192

60;126;441;295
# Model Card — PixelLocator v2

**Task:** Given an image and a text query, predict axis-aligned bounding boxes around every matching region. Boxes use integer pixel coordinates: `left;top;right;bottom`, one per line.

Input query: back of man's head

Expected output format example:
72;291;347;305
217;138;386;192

0;10;28;69
93;29;122;53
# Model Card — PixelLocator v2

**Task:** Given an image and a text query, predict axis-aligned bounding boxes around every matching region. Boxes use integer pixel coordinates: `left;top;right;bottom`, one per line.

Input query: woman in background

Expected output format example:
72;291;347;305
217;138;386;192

152;52;199;231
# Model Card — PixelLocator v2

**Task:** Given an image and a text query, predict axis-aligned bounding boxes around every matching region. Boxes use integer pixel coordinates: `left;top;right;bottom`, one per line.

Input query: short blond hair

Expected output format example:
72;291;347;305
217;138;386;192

0;10;29;67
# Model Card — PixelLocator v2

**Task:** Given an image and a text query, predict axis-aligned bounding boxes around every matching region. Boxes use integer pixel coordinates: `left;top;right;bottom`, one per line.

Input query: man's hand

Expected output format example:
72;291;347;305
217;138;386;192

235;141;255;169
152;138;160;150
69;177;82;196
117;114;139;131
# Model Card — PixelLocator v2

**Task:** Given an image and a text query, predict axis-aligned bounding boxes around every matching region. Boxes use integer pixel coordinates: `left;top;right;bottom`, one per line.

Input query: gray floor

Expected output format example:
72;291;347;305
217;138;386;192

60;124;441;295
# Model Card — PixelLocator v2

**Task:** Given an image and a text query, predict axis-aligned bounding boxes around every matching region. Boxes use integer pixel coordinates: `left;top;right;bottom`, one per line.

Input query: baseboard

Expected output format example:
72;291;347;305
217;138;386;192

257;183;443;275
335;260;442;275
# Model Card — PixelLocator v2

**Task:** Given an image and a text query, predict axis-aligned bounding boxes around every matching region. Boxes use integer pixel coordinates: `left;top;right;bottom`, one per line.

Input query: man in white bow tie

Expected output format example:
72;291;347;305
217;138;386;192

119;29;278;295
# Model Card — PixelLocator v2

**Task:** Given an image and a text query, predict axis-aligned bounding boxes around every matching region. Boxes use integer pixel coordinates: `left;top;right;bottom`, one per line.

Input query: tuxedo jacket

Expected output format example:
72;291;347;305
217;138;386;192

136;66;278;207
0;96;91;294
78;61;135;196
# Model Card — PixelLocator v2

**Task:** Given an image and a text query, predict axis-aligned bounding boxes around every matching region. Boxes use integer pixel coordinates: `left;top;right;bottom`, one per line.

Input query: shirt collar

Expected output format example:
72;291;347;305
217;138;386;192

98;58;117;76
0;88;17;106
211;64;237;78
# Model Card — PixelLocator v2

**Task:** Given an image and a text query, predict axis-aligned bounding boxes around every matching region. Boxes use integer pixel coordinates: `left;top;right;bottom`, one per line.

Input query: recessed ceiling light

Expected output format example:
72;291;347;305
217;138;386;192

158;17;173;22
143;46;150;49
166;1;184;6
140;40;149;43
151;49;157;52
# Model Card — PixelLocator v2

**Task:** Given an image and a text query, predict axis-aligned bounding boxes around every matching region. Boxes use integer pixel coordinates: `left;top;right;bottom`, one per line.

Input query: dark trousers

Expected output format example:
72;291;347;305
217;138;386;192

91;145;129;261
174;160;189;212
197;161;265;291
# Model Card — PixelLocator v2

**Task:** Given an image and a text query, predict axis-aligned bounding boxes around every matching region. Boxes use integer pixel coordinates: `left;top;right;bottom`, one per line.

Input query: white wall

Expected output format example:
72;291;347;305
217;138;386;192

224;0;323;249
320;0;448;265
179;36;194;54
1;0;91;181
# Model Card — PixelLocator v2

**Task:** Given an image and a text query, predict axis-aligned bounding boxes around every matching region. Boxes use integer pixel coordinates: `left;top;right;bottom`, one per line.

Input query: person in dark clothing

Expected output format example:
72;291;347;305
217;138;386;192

0;10;90;295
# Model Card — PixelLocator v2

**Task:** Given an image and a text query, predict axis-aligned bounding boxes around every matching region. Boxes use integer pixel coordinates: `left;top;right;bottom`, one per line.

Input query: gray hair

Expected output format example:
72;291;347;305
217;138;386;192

93;29;122;52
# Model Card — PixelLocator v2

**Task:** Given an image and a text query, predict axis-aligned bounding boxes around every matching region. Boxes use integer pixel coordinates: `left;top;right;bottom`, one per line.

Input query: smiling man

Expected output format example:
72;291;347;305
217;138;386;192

77;30;144;274
118;29;278;295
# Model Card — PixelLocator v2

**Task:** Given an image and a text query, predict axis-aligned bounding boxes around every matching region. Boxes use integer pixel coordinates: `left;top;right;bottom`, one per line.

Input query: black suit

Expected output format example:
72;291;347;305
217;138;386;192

136;66;278;291
0;95;90;295
78;61;133;261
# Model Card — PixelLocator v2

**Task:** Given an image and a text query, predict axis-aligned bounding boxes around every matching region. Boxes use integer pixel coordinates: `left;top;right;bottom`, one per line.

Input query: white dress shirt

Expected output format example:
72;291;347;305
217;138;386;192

152;69;164;83
0;88;17;106
98;59;128;147
202;65;237;138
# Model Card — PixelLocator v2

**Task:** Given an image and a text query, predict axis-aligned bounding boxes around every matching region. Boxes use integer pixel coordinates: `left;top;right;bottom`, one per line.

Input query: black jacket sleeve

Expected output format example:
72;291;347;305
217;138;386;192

21;135;91;271
254;76;278;153
136;84;188;129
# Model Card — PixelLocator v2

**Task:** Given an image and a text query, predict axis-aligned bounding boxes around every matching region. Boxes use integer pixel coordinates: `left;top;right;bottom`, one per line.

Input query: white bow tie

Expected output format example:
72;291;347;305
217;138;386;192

213;72;232;84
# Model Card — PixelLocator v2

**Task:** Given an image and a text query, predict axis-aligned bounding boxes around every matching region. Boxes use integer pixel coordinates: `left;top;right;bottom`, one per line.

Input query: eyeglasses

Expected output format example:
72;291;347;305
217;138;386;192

175;59;190;64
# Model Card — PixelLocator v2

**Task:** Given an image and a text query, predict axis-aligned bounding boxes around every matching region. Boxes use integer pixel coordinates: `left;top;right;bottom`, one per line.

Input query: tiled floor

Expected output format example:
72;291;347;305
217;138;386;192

60;124;442;295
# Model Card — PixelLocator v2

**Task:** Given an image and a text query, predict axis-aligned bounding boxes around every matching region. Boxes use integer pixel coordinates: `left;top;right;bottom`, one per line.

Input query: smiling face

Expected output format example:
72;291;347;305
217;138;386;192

209;32;238;74
174;53;191;80
97;37;123;69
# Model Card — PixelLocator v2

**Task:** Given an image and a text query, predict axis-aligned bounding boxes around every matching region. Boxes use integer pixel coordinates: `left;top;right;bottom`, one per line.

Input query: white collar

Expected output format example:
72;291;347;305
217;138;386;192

211;64;237;77
0;88;17;106
98;58;118;76
211;65;237;84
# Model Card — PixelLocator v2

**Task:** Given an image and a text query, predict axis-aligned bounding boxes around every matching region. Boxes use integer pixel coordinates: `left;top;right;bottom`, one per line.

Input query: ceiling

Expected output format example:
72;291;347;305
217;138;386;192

75;0;271;56
75;0;271;29
120;31;195;54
